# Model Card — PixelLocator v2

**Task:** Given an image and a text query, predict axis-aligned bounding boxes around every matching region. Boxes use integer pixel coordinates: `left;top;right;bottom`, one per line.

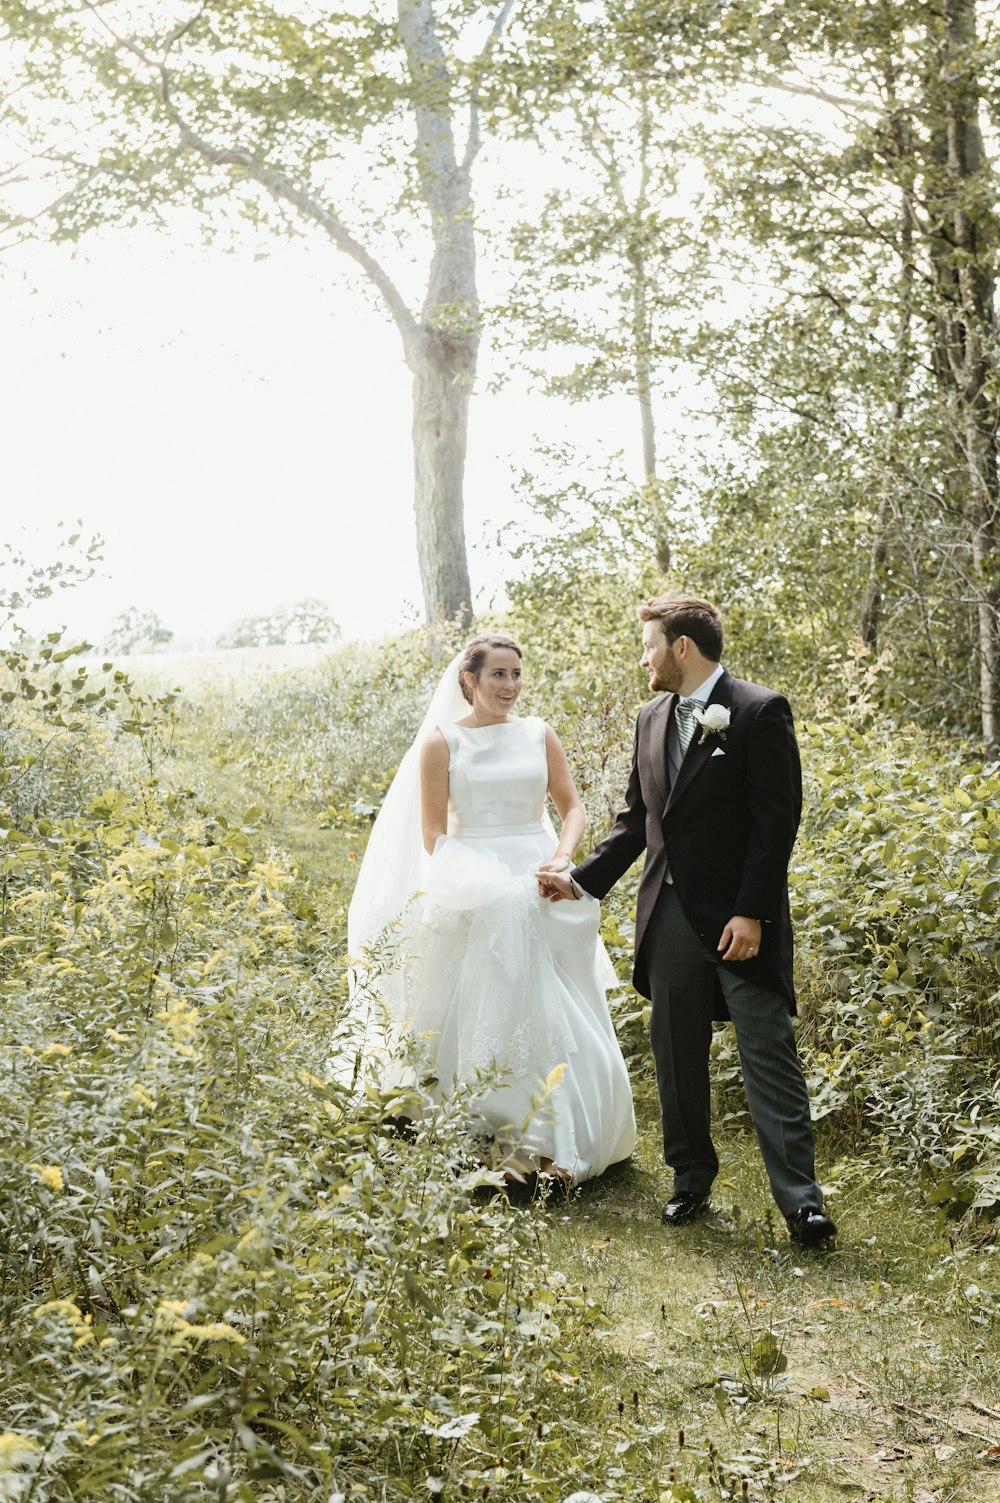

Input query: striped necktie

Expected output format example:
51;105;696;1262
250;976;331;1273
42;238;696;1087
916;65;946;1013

675;696;699;757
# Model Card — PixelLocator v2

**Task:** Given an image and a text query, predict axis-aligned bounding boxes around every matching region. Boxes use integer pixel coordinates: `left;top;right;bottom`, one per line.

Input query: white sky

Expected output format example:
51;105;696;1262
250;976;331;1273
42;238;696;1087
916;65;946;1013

5;209;654;649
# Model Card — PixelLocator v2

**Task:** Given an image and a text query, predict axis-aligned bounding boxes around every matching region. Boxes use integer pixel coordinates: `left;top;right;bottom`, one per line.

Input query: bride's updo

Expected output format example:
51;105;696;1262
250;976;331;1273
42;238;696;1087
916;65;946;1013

458;634;523;704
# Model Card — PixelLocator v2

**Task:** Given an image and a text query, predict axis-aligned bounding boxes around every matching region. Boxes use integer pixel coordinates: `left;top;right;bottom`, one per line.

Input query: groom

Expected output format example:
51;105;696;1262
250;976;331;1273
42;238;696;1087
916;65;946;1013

539;595;835;1245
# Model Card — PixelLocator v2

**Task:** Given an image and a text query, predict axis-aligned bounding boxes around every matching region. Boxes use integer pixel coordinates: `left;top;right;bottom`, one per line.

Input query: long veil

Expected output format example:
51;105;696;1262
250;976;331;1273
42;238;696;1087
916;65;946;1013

347;651;467;987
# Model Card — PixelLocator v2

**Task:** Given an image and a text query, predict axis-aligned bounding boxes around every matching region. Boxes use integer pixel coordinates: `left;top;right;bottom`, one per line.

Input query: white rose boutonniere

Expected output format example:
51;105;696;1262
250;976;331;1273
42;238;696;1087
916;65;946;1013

693;703;731;744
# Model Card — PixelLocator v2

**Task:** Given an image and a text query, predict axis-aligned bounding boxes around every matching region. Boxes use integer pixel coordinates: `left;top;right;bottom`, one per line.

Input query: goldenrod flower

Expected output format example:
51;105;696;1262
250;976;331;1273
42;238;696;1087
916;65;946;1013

30;1164;64;1193
155;997;199;1043
130;1084;154;1111
33;1301;94;1348
0;1430;39;1486
0;1433;38;1462
154;1299;245;1347
39;1043;72;1060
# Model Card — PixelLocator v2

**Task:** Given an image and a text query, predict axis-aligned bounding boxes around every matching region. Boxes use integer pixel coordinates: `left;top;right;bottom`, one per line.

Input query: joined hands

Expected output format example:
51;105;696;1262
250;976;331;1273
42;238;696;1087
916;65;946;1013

536;864;762;962
535;859;578;903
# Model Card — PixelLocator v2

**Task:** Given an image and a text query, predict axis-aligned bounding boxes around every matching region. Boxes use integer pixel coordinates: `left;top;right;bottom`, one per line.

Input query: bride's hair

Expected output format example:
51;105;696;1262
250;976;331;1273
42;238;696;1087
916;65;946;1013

458;634;523;704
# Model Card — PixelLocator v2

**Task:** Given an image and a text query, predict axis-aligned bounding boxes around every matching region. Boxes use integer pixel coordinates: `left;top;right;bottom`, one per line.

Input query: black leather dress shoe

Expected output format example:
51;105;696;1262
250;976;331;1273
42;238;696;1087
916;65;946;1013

661;1191;710;1225
786;1207;837;1245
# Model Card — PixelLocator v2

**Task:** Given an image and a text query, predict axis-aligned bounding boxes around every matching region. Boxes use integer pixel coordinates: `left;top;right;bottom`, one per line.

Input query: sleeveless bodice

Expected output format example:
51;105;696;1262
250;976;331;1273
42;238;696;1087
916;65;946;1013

440;717;548;837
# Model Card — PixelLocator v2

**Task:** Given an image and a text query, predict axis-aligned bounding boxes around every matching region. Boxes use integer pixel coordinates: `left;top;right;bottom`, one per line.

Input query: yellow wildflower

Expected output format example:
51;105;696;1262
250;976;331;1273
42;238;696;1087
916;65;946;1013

544;1062;567;1092
185;1320;246;1344
20;1045;35;1057
156;1299;189;1322
155;997;199;1043
30;1164;64;1193
33;1301;94;1347
251;855;287;895
879;1012;893;1025
39;1043;72;1060
154;1299;245;1347
0;1431;39;1477
106;1029;127;1043
130;1083;155;1110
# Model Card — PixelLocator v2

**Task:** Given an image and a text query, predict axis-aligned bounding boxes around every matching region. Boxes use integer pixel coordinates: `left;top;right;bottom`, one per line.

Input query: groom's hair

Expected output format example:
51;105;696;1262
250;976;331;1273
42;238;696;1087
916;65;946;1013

638;595;724;661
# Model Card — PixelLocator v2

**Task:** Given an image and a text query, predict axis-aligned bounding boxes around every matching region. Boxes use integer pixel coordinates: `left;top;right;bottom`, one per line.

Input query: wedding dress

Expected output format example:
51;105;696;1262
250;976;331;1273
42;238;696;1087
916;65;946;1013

353;708;636;1184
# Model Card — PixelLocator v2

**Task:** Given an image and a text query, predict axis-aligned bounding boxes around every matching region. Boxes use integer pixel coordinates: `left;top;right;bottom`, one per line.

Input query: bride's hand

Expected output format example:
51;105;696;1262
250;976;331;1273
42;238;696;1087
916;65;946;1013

536;856;570;875
536;868;578;902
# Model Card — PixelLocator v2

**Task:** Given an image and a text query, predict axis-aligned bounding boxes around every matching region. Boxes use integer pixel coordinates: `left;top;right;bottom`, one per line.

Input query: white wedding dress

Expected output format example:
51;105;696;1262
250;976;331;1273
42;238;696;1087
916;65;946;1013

399;715;636;1183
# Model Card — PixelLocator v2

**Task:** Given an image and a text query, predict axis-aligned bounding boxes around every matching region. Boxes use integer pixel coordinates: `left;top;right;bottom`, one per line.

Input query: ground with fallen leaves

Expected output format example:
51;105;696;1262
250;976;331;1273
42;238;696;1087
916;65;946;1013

544;1099;1000;1502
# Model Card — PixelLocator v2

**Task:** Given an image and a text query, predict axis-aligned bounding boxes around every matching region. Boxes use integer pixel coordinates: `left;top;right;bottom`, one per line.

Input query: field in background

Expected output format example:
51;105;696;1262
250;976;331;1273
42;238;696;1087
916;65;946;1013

91;642;336;690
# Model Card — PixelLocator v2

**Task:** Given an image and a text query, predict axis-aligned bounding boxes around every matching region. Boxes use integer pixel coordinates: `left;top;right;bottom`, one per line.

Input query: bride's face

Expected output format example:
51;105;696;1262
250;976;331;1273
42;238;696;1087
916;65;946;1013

467;647;523;719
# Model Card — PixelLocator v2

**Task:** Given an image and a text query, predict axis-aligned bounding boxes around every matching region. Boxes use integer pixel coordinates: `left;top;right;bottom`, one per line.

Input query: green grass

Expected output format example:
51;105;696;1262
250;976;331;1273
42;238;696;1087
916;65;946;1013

546;1121;1000;1501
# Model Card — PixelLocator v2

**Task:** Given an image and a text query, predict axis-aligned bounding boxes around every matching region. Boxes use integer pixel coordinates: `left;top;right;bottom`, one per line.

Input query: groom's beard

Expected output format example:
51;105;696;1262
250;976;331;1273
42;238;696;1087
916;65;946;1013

649;665;683;694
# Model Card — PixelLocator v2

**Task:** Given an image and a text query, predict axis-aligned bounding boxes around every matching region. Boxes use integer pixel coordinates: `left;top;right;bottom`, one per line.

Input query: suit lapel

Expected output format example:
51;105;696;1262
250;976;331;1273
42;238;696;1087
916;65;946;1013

648;694;672;807
640;691;670;811
666;670;734;812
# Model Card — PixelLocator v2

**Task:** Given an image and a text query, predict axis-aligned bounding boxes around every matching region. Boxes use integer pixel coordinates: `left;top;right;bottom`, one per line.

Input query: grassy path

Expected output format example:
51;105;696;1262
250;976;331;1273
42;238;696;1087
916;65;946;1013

176;716;1000;1503
548;1130;1000;1501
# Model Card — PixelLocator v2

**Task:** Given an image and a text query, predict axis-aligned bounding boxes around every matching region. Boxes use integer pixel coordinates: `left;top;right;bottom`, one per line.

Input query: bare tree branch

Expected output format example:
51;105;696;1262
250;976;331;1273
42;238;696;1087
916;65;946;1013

756;72;880;118
463;0;517;172
80;0;419;350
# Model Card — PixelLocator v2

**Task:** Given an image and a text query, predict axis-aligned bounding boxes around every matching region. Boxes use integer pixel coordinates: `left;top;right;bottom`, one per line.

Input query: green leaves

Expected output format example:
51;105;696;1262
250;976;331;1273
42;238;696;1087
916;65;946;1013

792;711;1000;1214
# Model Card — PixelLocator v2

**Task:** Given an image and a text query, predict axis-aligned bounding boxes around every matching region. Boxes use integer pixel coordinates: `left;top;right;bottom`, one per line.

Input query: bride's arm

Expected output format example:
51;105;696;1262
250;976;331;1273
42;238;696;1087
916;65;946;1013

540;724;585;870
419;730;450;855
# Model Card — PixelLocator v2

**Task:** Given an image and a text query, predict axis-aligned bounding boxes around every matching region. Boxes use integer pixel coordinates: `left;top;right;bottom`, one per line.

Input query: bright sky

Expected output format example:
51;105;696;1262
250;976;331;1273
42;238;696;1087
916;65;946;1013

5;208;650;650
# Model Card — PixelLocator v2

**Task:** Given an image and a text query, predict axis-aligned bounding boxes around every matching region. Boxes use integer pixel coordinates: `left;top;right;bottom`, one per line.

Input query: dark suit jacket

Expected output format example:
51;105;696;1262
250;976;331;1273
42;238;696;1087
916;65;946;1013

572;669;802;1013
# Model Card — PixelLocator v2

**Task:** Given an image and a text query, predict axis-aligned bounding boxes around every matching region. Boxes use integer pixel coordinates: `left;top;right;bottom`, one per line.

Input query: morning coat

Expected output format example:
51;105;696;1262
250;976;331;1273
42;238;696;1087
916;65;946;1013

572;669;802;1014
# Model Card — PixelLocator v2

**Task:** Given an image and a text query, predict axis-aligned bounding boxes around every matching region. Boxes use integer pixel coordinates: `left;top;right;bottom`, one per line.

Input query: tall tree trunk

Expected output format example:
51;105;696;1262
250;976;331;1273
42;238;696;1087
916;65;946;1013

926;0;1000;752
409;328;475;626
398;0;490;631
629;80;670;574
628;244;671;573
860;98;915;651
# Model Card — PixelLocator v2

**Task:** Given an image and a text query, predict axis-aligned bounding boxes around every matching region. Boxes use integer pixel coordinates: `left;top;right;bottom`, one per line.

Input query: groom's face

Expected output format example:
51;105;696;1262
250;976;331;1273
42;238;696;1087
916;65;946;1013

641;621;683;694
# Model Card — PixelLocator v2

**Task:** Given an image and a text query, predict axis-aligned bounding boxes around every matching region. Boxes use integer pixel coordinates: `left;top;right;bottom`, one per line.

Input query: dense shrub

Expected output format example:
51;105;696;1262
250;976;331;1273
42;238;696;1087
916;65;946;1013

791;710;1000;1215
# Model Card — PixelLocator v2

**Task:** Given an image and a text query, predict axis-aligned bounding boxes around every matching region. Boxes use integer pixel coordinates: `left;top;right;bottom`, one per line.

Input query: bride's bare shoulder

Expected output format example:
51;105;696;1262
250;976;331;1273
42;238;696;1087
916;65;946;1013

420;726;450;761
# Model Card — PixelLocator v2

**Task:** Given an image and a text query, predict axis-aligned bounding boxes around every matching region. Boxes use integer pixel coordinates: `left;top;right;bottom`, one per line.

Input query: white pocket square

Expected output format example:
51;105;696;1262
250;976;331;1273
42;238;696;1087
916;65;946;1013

711;746;726;758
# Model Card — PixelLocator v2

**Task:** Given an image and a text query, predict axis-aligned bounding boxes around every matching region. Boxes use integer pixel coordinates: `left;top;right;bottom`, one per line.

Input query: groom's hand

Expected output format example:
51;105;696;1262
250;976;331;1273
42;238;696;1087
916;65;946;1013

537;866;578;902
718;915;761;961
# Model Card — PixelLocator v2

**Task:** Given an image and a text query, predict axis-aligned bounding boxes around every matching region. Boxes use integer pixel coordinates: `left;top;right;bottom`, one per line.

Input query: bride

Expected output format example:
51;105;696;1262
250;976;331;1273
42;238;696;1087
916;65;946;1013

347;634;636;1184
